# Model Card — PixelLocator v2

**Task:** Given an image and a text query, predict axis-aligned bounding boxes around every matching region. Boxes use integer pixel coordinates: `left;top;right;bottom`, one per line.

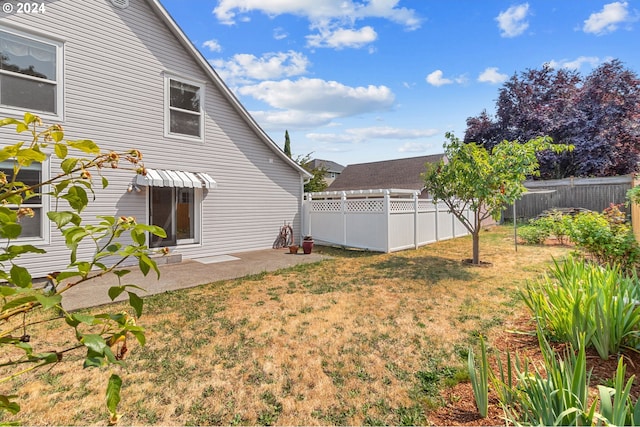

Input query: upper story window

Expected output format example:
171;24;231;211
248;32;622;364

0;160;48;240
164;75;204;140
0;28;63;119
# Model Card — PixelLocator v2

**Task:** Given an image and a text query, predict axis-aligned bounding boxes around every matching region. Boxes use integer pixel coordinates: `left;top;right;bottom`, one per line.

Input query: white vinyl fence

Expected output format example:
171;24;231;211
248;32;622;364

302;189;472;253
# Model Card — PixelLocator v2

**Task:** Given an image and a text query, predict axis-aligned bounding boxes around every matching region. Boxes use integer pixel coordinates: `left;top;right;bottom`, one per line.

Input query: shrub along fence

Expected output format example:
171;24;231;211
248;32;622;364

503;175;633;221
302;189;471;253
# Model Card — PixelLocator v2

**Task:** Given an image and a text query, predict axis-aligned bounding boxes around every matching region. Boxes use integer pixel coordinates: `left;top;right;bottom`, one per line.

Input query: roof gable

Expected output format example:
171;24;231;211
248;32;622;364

148;0;312;179
309;159;345;173
327;154;445;191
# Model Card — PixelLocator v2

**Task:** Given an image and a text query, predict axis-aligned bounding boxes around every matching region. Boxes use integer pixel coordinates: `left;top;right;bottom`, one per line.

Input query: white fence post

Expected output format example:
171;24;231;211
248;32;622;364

434;200;439;241
413;192;419;249
384;190;391;253
341;191;347;247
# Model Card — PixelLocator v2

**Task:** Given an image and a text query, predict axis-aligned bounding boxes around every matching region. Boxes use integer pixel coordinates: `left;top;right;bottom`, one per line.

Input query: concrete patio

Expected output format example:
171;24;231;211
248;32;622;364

60;248;330;311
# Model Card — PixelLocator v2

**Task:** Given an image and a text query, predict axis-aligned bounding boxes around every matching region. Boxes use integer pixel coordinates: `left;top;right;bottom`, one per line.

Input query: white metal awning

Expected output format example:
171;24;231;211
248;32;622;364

136;168;217;189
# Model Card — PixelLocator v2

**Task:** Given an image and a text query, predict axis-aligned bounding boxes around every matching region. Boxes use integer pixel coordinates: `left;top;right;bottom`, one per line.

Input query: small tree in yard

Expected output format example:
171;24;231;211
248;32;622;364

0;113;165;424
423;132;569;265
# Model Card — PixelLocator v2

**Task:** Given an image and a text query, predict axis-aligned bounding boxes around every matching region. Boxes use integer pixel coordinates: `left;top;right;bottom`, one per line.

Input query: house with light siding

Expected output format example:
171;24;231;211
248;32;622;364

0;0;312;278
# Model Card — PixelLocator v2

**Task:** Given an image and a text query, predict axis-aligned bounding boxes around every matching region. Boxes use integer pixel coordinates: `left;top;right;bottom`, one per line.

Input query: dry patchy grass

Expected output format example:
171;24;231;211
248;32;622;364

0;226;571;425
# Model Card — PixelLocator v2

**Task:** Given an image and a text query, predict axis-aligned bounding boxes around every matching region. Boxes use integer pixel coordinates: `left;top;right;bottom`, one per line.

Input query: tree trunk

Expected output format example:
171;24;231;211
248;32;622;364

472;231;480;265
472;207;481;264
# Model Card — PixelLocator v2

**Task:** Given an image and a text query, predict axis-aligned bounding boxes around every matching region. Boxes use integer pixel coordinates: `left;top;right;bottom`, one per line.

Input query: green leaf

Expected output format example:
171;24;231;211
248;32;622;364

54;143;68;159
0;223;22;240
0;395;20;415
6;245;46;256
29;351;59;364
68;139;100;154
1;295;37;312
10;264;31;288
0;286;17;297
0;118;21;128
108;286;125;301
129;328;146;347
15;123;28;133
137;224;167;238
81;334;107;354
47;211;80;228
35;293;62;310
138;255;151;276
102;176;109;189
23;112;37;124
113;269;131;278
106;374;122;424
127;291;143;317
50;130;63;143
63;185;89;212
60;158;78;174
71;313;97;325
131;228;146;245
16;148;46;163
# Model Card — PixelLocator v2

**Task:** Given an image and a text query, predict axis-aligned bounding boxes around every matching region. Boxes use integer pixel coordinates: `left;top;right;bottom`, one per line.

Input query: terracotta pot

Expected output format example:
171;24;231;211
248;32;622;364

289;245;299;254
302;240;314;254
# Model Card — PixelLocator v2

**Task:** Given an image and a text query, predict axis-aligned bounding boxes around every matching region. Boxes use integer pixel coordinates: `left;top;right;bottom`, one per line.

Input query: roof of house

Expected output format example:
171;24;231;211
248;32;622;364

327;154;445;191
309;159;345;173
147;0;312;179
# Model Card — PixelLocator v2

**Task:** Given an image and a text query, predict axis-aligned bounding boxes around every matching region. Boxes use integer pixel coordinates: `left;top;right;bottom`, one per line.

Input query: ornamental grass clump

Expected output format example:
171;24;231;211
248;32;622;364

501;333;596;426
521;256;640;359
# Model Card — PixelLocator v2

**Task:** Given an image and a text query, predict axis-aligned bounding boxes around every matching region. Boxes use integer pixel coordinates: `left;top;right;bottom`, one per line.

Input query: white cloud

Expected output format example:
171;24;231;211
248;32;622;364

239;78;394;115
213;0;421;30
202;39;222;52
425;70;466;87
496;3;530;37
547;56;603;70
426;70;452;87
583;2;630;35
306;126;438;144
273;27;288;40
209;51;310;85
478;67;508;84
237;78;395;130
306;26;377;49
398;142;433;153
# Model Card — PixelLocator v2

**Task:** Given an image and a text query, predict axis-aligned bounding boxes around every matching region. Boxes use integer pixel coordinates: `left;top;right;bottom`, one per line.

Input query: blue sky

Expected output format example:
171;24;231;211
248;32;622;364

159;0;639;167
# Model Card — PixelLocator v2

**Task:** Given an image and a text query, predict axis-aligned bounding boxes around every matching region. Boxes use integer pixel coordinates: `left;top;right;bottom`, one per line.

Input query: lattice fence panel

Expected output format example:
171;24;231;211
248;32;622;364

346;199;384;213
311;200;342;213
390;200;415;213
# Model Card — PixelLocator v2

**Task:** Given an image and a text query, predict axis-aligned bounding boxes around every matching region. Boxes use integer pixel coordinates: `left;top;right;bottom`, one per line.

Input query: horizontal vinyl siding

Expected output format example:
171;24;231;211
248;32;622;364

0;0;304;277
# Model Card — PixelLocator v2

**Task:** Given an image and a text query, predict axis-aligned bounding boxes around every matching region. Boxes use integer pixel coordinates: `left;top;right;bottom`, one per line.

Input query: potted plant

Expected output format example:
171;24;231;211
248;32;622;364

302;235;314;254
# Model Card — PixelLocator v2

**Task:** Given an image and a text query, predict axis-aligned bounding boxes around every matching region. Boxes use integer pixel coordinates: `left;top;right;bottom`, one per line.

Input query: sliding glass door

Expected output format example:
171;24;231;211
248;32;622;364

149;187;198;247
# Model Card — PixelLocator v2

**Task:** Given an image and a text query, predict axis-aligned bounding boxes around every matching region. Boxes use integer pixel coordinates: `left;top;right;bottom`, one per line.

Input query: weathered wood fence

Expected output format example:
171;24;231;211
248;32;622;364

503;175;633;221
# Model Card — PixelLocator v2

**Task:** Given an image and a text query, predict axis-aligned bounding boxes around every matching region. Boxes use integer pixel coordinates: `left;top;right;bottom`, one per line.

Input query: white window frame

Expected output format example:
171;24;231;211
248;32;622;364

0;157;50;243
163;73;205;142
0;26;64;121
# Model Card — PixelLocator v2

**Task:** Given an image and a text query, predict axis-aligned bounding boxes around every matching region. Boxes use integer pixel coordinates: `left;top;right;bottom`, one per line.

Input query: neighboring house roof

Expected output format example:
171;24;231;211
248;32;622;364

327;154;445;192
309;159;345;173
148;0;312;180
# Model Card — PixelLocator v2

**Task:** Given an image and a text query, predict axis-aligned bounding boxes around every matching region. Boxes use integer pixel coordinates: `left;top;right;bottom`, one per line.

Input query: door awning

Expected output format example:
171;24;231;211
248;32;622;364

136;168;217;189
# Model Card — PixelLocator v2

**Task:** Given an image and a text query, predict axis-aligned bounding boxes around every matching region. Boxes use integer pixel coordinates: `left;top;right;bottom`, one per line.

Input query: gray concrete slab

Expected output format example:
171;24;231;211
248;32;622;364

61;248;330;311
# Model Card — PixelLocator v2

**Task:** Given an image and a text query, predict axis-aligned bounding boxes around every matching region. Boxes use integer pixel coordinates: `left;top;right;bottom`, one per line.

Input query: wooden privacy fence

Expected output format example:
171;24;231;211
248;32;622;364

302;189;471;253
503;175;634;221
